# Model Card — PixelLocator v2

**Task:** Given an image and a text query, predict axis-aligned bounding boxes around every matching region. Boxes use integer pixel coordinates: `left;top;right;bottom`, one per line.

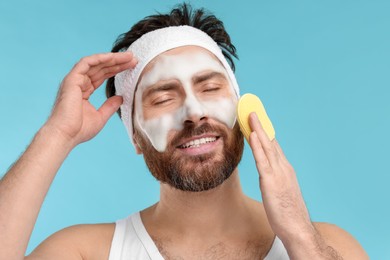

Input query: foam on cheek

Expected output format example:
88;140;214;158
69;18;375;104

135;51;237;152
200;98;237;128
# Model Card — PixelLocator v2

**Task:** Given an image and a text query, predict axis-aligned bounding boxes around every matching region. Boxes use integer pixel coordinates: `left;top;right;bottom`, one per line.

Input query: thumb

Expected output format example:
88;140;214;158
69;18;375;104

98;95;123;125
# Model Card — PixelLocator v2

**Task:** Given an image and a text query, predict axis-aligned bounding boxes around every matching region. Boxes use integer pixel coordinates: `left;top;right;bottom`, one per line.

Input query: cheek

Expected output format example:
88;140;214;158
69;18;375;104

201;97;237;129
140;111;183;152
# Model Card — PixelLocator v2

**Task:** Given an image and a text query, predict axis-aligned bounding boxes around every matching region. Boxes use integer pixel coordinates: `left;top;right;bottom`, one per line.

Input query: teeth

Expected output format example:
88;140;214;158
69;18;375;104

181;137;217;148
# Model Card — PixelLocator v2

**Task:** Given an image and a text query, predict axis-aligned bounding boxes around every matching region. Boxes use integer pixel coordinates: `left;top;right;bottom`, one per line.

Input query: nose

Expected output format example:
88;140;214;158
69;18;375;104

183;95;207;125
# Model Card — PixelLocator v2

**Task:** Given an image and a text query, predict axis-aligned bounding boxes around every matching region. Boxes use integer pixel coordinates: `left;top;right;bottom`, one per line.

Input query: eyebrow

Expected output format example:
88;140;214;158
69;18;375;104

192;71;227;85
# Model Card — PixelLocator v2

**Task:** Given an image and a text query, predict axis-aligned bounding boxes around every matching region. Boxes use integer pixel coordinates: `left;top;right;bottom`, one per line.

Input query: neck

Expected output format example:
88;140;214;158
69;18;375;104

142;169;252;236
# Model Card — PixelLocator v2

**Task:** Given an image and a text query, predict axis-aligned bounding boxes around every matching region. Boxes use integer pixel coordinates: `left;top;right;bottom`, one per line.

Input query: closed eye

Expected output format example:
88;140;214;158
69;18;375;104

152;95;174;106
202;85;221;93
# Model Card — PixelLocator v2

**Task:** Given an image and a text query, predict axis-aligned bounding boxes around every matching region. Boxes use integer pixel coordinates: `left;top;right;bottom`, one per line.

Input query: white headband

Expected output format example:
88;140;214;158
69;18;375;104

115;25;240;147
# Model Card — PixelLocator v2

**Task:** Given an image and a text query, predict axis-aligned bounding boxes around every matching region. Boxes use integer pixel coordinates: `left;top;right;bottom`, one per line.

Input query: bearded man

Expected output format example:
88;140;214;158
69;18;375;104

0;3;367;260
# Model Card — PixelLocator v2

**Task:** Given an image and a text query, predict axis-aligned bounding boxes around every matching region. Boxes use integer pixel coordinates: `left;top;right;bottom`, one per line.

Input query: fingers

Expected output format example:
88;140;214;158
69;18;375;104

249;131;271;174
274;139;287;162
248;112;291;176
97;95;123;125
61;52;137;100
90;59;137;87
89;55;138;87
73;52;135;75
81;75;94;99
249;112;279;165
72;52;137;89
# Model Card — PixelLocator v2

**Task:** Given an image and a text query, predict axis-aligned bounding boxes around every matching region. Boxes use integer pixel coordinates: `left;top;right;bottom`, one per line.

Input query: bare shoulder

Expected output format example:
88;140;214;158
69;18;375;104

26;223;115;260
313;222;369;260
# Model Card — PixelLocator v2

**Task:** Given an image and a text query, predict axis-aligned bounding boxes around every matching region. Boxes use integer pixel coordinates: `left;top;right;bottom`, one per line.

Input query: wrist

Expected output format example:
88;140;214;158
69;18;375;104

38;124;77;153
281;225;342;260
278;220;316;245
281;225;321;258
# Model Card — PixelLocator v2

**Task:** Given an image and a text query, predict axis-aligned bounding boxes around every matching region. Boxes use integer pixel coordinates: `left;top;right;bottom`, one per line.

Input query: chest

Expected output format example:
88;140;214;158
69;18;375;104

151;235;273;260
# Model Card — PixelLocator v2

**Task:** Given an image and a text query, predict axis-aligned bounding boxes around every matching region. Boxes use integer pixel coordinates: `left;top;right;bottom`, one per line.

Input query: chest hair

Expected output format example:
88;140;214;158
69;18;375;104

152;236;271;260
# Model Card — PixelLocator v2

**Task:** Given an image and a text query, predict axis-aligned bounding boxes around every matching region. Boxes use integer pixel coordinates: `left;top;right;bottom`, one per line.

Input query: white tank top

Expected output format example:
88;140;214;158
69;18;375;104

108;212;290;260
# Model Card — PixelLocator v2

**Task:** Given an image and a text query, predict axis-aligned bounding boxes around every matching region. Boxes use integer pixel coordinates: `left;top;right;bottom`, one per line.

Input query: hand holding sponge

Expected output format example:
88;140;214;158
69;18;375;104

237;93;275;141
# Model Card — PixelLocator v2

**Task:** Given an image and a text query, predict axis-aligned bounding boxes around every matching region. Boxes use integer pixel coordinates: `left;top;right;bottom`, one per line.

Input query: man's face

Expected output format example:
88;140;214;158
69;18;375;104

133;46;244;192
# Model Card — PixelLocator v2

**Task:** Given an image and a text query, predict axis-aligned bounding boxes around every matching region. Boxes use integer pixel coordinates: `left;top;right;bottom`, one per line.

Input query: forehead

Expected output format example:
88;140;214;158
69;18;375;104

137;46;226;87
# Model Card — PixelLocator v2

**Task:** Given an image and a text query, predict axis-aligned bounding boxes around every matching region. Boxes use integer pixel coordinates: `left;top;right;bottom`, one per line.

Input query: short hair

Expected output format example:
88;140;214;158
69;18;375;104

105;3;238;118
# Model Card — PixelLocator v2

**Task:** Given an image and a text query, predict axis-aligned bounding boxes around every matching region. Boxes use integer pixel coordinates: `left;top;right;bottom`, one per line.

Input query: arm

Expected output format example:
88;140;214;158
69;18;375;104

314;222;369;260
247;112;368;259
0;52;137;260
25;224;115;260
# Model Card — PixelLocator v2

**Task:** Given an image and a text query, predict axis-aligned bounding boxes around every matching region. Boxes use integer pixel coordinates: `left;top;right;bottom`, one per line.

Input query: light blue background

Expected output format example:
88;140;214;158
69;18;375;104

1;0;389;258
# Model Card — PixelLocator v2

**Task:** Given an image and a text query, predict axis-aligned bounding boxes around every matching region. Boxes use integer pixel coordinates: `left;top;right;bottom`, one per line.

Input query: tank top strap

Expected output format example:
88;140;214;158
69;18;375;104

131;212;165;260
108;212;164;260
264;236;290;259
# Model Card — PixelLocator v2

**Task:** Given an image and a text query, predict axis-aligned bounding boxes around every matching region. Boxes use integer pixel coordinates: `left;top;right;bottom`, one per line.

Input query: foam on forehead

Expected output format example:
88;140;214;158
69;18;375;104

115;25;240;148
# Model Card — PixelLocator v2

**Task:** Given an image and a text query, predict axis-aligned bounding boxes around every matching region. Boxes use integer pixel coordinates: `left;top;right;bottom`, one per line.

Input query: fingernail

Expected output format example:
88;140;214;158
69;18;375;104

250;112;258;121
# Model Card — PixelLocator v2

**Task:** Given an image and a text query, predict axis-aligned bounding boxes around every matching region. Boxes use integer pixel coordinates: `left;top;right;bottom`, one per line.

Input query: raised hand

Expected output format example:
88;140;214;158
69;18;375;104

0;52;137;259
45;52;137;147
247;112;314;245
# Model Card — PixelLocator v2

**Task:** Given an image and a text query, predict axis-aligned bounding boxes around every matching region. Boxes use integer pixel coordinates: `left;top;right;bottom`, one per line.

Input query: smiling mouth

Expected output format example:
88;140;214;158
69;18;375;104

178;136;219;149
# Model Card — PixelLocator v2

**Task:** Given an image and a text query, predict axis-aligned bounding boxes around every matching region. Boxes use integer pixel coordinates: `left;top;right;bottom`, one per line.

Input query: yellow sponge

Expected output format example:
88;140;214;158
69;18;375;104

237;93;275;141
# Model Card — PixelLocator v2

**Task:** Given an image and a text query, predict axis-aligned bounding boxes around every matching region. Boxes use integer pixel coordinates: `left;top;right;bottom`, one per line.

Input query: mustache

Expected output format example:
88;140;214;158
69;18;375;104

172;123;227;147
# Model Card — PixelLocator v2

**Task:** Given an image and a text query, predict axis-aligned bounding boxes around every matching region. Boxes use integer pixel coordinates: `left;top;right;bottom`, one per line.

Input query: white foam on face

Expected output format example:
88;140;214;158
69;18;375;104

134;48;237;152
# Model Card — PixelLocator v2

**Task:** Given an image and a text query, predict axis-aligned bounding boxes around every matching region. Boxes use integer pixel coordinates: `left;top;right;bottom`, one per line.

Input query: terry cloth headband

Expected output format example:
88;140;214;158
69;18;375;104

115;25;240;147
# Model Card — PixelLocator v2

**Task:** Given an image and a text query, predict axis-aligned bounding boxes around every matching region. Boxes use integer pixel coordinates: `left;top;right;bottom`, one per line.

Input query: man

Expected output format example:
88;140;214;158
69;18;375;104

0;4;367;259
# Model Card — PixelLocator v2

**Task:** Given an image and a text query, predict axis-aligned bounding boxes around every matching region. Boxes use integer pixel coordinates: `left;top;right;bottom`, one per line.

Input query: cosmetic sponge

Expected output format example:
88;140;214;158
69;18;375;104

237;93;275;141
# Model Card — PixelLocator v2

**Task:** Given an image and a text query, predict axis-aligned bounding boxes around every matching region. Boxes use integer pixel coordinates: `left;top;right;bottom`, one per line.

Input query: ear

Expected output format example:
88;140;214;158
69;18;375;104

133;134;143;154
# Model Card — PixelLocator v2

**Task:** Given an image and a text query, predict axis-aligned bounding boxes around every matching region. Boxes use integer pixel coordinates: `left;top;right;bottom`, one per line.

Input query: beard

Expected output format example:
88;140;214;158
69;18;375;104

134;122;244;192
